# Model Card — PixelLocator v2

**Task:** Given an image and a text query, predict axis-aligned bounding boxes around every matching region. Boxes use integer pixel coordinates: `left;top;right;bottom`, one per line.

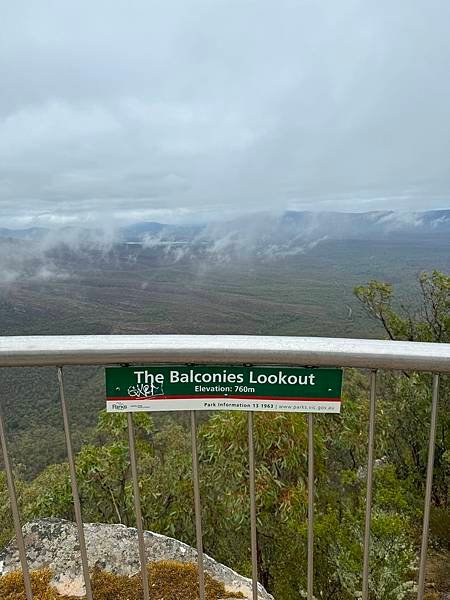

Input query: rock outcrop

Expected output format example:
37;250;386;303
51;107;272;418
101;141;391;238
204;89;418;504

0;518;273;599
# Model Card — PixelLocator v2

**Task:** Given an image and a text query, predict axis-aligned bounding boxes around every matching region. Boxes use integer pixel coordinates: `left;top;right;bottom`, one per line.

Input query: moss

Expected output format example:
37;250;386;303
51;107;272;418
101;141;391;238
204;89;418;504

0;561;245;599
0;568;69;600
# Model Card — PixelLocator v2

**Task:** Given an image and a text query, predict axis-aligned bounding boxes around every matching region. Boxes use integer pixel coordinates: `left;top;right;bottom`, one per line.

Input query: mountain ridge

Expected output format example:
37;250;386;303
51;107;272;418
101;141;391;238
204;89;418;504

2;209;449;242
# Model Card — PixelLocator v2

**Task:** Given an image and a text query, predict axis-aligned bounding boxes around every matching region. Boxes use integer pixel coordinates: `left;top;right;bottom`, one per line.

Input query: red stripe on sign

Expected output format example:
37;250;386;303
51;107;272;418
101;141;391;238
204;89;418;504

107;395;341;402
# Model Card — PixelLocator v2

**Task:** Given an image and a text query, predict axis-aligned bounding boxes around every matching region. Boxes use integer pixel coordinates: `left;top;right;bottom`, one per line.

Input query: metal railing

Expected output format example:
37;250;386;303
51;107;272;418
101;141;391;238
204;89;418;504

0;334;449;600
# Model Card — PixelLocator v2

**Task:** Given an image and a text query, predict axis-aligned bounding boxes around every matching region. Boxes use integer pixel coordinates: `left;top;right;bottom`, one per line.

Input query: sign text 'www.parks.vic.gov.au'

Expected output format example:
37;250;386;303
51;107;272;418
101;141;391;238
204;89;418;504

105;365;343;414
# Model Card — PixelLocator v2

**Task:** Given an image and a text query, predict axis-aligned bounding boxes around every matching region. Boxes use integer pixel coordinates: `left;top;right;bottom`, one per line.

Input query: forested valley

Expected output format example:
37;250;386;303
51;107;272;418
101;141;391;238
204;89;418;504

1;269;448;599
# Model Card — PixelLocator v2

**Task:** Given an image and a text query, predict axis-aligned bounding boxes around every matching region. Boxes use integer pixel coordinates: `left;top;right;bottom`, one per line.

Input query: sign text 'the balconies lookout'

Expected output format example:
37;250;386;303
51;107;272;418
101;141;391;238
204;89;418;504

105;366;343;413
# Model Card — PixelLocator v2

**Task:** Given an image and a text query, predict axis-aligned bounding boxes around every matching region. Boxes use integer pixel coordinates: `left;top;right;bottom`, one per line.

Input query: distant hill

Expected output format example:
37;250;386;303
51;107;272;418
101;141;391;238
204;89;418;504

120;209;450;251
281;209;450;238
1;210;449;244
120;221;203;243
115;209;450;260
1;210;449;263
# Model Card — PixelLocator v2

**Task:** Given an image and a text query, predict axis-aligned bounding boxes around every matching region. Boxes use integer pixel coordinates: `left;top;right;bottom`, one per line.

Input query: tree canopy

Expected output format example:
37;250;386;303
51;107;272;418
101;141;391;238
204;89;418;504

0;271;448;599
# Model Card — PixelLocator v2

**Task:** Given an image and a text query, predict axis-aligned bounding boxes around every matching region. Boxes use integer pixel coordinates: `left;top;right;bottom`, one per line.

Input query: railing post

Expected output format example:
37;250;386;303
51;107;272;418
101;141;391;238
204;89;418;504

362;370;377;600
57;367;93;600
248;411;259;600
307;413;314;600
190;410;206;600
417;373;440;600
127;412;150;600
0;402;33;600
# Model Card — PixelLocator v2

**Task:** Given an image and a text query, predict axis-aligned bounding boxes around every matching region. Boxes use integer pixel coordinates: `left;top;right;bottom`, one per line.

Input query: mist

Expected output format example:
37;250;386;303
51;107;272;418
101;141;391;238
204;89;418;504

0;226;118;284
1;208;449;284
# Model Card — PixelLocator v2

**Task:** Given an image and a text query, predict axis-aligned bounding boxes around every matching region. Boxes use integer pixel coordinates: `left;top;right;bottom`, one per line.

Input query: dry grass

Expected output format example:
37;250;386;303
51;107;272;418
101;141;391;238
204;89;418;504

0;568;66;600
0;561;245;599
423;549;450;600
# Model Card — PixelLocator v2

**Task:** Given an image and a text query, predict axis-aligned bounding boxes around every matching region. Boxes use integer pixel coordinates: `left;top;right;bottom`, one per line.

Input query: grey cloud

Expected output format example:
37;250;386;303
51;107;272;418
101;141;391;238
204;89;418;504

0;238;69;284
0;0;449;228
0;226;119;284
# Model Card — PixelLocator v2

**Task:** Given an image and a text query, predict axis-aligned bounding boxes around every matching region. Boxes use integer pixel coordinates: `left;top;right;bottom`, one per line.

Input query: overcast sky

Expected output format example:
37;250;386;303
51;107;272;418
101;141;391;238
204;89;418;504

1;0;449;228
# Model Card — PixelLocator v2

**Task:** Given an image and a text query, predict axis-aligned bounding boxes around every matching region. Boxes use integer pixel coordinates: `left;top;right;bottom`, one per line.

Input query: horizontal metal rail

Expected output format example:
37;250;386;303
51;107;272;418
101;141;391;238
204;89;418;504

0;335;447;600
0;335;449;371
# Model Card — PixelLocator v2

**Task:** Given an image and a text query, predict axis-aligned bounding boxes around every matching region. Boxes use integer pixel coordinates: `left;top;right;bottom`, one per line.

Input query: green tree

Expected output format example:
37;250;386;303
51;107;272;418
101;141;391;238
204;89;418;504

354;270;449;343
353;270;449;600
2;388;420;599
18;411;196;546
354;270;449;507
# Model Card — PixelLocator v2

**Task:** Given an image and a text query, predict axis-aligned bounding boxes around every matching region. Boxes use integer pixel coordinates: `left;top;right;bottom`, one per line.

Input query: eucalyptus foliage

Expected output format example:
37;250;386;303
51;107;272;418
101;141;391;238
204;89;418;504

0;271;448;598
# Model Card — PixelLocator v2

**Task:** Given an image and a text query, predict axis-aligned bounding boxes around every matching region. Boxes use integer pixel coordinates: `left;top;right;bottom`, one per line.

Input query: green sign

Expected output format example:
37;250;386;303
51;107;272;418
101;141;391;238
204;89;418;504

105;365;342;414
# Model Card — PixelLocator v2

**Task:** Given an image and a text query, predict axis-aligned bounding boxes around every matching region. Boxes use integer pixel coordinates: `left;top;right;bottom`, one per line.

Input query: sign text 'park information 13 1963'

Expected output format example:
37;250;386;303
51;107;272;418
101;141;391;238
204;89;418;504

105;366;343;414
